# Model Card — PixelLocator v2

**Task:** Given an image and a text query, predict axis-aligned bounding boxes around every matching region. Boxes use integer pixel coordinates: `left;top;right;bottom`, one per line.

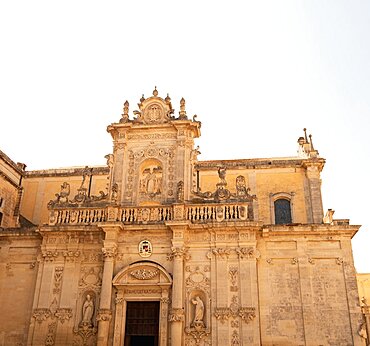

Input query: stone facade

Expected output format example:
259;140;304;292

0;88;367;345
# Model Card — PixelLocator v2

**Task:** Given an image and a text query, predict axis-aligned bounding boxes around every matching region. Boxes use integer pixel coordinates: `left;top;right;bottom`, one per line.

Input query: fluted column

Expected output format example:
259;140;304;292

97;224;121;346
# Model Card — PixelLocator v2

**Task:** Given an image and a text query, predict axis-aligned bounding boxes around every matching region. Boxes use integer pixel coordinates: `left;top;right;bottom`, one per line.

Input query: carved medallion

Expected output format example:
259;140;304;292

138;240;152;257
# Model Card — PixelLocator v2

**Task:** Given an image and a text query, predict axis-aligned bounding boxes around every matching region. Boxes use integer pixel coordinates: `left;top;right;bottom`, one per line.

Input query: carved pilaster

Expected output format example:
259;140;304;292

168;308;185;322
167;246;190;261
97;309;112;322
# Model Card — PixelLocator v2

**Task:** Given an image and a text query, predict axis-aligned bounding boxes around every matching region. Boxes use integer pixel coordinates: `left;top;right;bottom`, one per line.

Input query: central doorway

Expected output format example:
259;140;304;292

124;301;160;346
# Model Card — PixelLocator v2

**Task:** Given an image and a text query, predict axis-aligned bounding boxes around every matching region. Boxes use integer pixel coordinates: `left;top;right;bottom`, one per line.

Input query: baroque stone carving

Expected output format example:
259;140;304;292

177;181;184;202
53;267;64;294
42;250;59;262
191;296;205;326
120;100;129;123
192;169;256;210
229;267;238;292
79;267;103;289
167;247;191;261
235;247;259;259
139;165;162;197
185;266;210;295
214;296;256;324
207;247;231;259
63;250;81;262
45;321;57;346
81;295;94;326
73;324;97;346
130;268;159;280
33;308;51;323
48;182;70;207
214;308;231;323
168;308;185;322
102;247;117;259
55;308;72;324
231;330;240;346
96;308;112;322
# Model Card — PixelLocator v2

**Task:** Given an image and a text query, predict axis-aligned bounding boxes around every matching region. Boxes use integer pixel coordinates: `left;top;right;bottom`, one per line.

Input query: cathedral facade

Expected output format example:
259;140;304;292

0;89;366;345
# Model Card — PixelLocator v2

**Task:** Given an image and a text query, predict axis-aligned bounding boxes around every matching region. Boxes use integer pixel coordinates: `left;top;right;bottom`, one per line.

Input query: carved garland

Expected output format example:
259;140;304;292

207;247;260;260
130;268;159;280
214;296;256;324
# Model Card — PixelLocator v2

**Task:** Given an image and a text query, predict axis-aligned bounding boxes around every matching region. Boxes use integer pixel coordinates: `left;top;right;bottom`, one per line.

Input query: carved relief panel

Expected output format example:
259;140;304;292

124;146;177;204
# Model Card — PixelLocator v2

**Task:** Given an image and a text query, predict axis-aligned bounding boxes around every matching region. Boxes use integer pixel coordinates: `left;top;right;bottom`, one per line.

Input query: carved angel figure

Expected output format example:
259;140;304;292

218;167;227;183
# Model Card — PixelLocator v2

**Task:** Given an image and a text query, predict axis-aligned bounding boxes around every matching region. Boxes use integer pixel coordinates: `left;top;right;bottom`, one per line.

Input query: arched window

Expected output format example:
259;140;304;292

274;199;292;224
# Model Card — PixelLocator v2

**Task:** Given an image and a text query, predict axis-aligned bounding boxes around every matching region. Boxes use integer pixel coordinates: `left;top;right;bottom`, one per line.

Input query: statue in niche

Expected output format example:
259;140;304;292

81;294;94;326
177;181;184;202
140;166;162;197
111;183;118;202
236;175;249;197
191;296;205;327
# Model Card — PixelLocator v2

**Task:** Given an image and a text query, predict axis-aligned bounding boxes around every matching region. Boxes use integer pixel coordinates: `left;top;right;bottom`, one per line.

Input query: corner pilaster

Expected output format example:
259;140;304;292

96;223;121;346
166;221;190;346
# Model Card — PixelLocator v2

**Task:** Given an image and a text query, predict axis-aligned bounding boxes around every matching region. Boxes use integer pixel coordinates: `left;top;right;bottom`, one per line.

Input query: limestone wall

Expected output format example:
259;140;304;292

0;150;24;228
21;167;109;225
0;230;41;346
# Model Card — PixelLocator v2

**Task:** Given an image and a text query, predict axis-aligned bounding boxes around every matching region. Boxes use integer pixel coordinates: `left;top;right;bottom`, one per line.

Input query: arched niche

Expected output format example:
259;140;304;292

112;261;172;346
138;158;163;199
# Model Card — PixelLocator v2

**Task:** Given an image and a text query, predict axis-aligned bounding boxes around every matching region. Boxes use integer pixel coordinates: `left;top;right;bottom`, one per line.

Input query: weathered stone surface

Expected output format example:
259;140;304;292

0;91;365;345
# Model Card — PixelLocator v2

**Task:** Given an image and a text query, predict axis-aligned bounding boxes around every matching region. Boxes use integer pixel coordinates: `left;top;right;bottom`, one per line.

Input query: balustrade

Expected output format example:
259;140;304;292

48;202;251;225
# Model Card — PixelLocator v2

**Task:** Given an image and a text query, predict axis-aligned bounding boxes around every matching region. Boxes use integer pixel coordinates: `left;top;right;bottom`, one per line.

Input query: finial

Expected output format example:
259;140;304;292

123;100;129;115
140;94;145;103
309;134;315;150
153;86;158;97
165;93;171;103
179;97;187;119
303;128;308;143
120;100;129;123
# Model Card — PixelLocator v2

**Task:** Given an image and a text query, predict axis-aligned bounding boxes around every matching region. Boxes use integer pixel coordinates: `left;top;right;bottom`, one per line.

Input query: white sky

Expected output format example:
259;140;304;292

0;1;369;272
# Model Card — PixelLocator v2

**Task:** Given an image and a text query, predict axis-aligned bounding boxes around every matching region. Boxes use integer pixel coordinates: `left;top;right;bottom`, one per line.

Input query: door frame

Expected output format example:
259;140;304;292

112;262;172;346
